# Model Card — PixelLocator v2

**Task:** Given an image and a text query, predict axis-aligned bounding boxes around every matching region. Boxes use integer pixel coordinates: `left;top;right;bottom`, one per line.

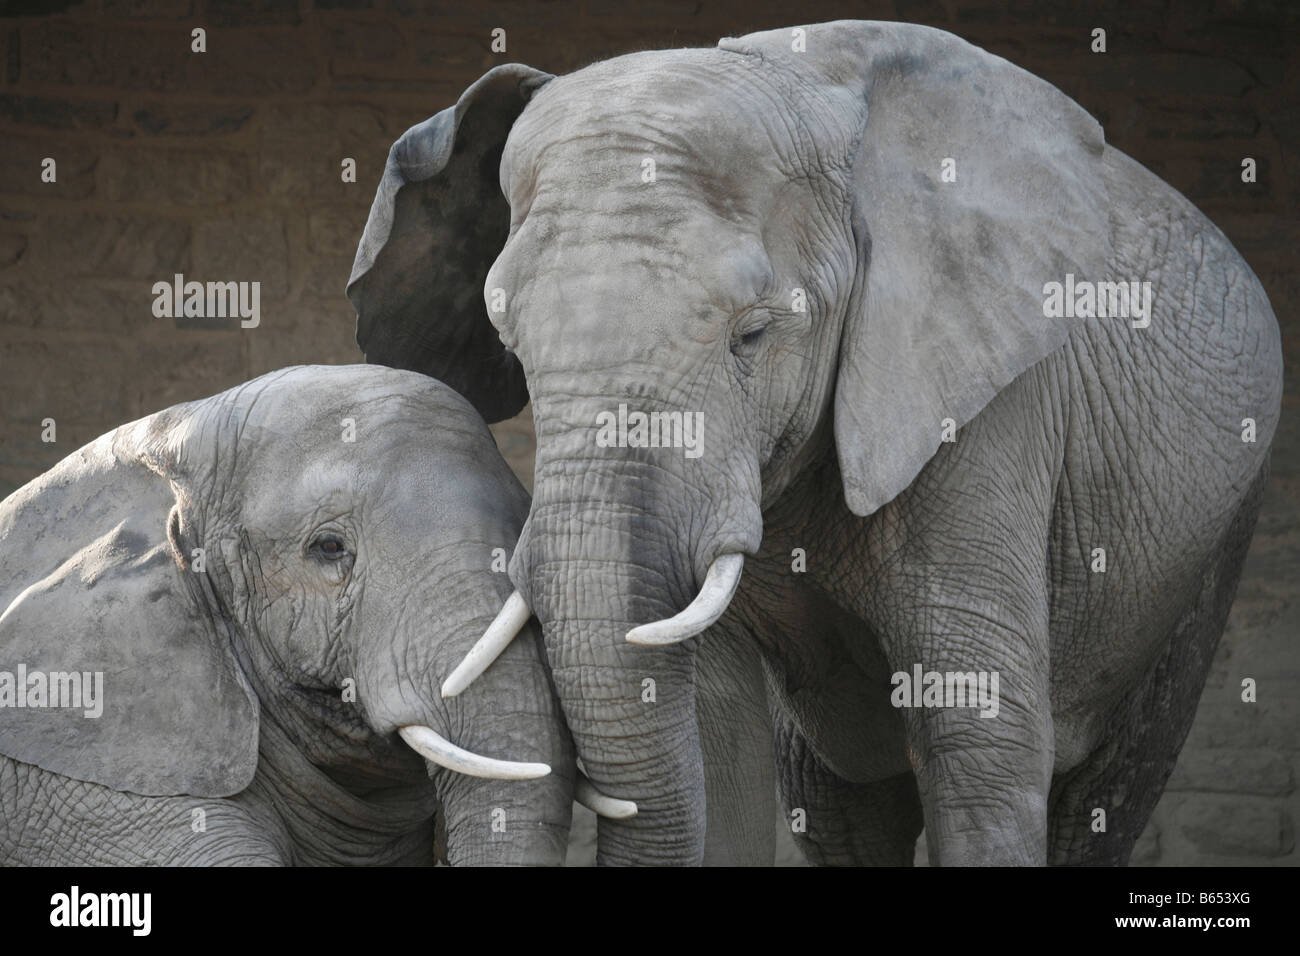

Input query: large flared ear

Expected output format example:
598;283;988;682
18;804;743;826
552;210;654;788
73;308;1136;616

0;411;259;798
721;22;1110;516
348;63;554;424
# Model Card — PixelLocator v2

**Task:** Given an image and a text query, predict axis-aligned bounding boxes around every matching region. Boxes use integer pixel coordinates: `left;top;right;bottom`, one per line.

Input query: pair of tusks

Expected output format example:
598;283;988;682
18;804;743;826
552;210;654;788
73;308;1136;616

441;553;744;698
420;553;744;820
398;725;638;820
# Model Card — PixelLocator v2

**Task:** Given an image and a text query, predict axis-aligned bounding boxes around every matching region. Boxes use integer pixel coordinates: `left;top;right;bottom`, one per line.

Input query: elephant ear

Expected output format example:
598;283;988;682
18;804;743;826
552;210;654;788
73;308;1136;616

0;411;259;798
348;63;554;424
721;22;1110;516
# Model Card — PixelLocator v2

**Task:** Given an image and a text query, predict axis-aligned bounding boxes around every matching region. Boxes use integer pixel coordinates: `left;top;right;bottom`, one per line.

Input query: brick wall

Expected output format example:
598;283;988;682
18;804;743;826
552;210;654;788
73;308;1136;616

0;0;1295;866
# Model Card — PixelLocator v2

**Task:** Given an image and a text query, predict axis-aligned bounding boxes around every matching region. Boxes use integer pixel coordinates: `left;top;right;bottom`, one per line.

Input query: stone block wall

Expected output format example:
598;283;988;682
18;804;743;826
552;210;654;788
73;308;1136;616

1;0;1295;866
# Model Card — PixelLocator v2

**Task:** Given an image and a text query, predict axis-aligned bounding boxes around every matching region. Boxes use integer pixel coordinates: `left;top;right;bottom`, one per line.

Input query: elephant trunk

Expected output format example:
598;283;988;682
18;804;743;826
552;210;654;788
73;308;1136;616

508;450;759;865
432;742;574;866
432;608;576;866
408;637;570;864
527;530;705;863
365;566;576;866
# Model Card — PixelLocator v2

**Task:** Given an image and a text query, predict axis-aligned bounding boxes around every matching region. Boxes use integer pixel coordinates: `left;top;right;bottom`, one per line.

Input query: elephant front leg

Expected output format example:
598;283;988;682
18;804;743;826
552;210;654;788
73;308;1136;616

889;608;1055;866
773;706;924;866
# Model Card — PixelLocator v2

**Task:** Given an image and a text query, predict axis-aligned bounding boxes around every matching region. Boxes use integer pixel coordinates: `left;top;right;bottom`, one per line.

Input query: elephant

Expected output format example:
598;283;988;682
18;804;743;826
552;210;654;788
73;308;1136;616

347;21;1283;865
0;364;641;866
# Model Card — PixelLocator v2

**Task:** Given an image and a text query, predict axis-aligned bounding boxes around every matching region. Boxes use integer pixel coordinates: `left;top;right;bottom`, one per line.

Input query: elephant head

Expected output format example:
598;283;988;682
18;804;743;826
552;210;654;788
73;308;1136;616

0;365;627;865
349;22;1110;863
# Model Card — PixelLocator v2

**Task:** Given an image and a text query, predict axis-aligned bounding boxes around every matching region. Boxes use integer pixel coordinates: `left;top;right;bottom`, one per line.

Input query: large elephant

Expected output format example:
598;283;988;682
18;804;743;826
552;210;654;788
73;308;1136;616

0;364;630;865
349;21;1283;865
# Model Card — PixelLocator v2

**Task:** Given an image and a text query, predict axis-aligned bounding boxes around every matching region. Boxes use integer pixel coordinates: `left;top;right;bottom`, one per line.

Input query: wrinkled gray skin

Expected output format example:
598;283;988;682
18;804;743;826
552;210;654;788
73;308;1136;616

350;21;1283;865
0;365;574;866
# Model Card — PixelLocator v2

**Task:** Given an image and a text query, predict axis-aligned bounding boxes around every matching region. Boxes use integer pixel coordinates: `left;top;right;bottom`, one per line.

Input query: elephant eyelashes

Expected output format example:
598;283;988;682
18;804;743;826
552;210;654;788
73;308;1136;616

308;534;351;561
731;325;767;358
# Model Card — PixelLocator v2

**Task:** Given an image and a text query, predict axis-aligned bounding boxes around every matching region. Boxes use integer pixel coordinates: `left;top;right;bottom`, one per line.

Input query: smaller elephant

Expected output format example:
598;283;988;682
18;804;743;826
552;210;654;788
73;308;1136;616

0;364;626;866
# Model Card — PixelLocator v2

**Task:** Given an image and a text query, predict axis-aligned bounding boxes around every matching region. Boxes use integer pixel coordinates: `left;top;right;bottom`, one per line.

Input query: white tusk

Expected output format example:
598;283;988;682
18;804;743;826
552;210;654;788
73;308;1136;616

626;553;744;646
575;772;638;820
399;725;550;780
441;590;532;698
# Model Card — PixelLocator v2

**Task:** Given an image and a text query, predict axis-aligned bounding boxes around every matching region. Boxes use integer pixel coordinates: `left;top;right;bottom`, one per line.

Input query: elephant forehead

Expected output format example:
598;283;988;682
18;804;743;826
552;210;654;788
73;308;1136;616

504;219;774;328
506;50;799;201
211;368;480;448
241;365;470;419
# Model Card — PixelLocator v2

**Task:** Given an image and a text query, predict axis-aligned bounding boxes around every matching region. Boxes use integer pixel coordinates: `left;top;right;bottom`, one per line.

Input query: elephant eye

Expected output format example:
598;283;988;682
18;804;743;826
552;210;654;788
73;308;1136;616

731;324;768;357
309;534;351;561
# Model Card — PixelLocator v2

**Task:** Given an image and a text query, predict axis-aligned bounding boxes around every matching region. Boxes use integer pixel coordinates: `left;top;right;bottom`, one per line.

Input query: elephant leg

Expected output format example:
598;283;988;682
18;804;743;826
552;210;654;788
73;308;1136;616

697;626;776;865
772;706;922;865
893;604;1054;866
878;538;1054;864
1047;460;1269;865
869;439;1057;864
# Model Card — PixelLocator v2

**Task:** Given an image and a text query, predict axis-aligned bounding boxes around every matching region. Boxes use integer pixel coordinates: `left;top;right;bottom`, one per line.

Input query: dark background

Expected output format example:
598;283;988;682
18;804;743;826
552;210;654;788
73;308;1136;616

0;0;1295;865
